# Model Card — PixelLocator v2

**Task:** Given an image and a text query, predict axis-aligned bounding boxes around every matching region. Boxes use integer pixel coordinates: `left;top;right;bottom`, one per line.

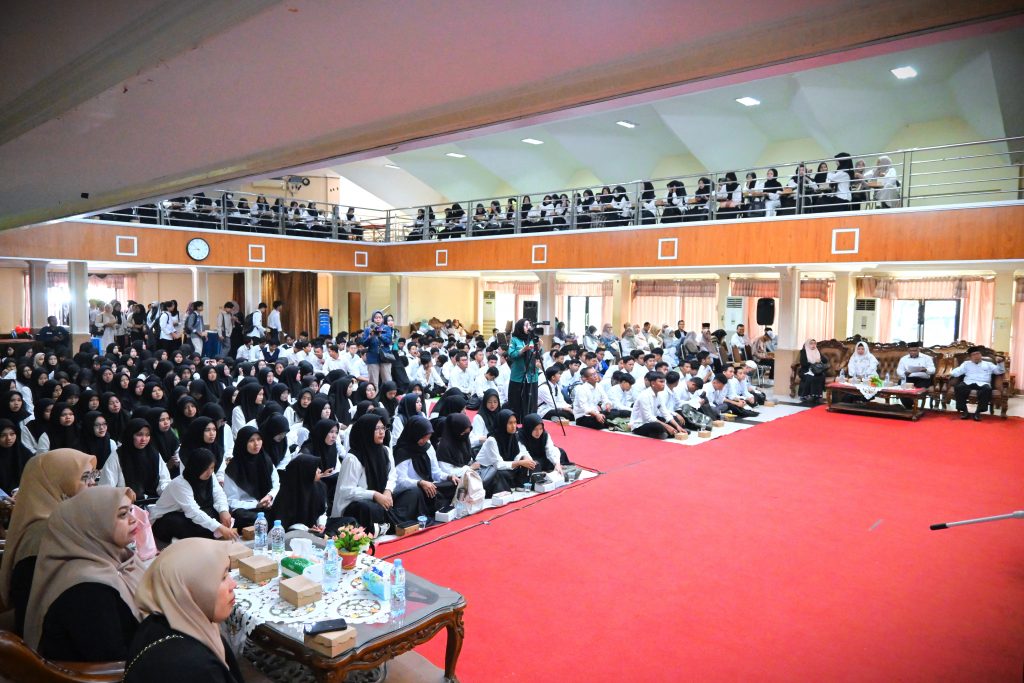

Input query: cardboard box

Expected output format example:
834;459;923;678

711;420;725;428
226;542;253;570
238;554;278;583
673;431;688;440
723;413;736;421
241;526;256;541
763;400;777;407
535;479;564;493
697;430;712;439
304;626;357;658
435;508;457;523
490;491;513;507
394;520;420;537
280;575;322;607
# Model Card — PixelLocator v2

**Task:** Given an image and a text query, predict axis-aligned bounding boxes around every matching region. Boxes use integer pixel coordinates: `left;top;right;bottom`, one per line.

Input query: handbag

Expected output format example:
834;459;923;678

453;468;486;514
379;350;397;364
811;362;827;375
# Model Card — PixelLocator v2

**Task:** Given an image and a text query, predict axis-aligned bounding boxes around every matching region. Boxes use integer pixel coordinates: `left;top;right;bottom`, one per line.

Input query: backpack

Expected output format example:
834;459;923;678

149;312;163;339
184;311;199;335
242;312;256;335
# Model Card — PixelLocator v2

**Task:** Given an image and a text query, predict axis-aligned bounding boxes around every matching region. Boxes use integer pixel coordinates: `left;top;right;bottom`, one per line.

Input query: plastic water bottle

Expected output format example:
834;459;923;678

253;512;268;555
391;559;406;617
454;497;466;519
885;371;891;386
322;542;340;593
269;519;285;554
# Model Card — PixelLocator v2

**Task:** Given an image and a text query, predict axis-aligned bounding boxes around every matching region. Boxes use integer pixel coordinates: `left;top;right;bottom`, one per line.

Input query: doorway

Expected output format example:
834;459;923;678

890;299;961;345
567;296;604;338
347;292;361;333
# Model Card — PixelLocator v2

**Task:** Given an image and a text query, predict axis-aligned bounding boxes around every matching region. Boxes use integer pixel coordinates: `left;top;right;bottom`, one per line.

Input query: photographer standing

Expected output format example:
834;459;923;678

507;318;540;422
361;309;394;387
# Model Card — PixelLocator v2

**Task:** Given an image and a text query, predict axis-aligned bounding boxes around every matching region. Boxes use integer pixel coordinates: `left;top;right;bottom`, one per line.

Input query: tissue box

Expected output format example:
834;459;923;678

436;507;457;522
280;575;322;607
535;479;564;493
360;565;391;601
393;520;420;537
226;543;253;570
304;626;357;658
241;526;256;541
280;555;314;579
238;554;277;583
490;491;513;507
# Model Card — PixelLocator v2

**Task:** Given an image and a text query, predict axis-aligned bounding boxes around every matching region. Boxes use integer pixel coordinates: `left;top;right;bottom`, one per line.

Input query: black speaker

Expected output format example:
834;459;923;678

522;300;539;323
756;298;775;326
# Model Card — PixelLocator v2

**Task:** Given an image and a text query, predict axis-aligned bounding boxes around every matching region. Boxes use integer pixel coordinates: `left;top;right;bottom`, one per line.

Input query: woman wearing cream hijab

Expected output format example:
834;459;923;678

24;486;143;661
125;538;243;682
0;448;97;636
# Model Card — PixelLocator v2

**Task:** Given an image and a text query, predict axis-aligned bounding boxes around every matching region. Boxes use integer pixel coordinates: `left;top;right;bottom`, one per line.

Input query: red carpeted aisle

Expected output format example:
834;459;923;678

392;408;1024;682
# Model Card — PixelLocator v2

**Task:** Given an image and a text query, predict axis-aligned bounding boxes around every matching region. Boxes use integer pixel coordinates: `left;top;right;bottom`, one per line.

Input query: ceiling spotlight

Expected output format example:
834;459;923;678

890;66;918;79
445;152;466;158
384;163;400;169
521;138;544;145
616;120;636;129
735;97;761;107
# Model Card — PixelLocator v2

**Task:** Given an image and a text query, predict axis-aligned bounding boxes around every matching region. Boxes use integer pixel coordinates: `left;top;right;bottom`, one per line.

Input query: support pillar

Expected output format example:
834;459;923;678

390;275;409;329
716;272;731;329
244;269;261;313
535;271;557;327
992;270;1014;351
68;261;89;349
28;260;50;328
330;274;349;337
611;271;631;333
833;272;855;341
190;268;209;317
773;267;802;391
472;277;482;333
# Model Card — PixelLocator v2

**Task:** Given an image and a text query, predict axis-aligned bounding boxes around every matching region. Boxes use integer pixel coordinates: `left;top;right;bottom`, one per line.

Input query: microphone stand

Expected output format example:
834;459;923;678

518;335;567;437
930;510;1024;530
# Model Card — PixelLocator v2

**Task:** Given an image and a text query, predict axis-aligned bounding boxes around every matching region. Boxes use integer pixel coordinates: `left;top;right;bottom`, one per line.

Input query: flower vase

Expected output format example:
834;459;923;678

339;550;360;571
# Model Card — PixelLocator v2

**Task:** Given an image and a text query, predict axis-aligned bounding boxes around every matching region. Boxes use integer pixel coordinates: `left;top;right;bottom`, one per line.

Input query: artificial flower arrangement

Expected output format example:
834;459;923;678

333;524;373;553
868;374;884;387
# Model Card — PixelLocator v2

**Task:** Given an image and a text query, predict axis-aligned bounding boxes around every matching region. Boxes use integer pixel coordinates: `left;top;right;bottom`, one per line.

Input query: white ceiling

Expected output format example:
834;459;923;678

328;26;1024;208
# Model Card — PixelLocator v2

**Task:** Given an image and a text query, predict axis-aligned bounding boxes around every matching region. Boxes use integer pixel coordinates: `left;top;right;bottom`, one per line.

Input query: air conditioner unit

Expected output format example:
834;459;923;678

251;179;286;190
854;298;877;340
724;296;746;332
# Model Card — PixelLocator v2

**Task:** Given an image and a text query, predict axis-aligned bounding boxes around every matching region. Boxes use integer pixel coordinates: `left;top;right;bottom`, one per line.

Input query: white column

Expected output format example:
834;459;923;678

611;271;630;332
28;260;50;328
190;268;209;312
391;275;409;328
776;267;801;350
992;270;1014;351
244;269;262;312
833;272;855;341
331;274;349;336
716;272;731;329
535;271;557;326
68;260;89;348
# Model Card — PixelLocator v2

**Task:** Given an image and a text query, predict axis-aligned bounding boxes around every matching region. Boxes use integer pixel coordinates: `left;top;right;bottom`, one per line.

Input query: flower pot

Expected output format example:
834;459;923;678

339;550;360;571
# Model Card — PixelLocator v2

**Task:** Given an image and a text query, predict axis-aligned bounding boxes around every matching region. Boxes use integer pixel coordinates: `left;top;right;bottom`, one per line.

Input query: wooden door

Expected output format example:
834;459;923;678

347;292;361;333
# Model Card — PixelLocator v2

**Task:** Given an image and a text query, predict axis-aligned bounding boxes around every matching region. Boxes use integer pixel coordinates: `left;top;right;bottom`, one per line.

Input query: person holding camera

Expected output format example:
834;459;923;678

361;310;394;388
507;318;540;422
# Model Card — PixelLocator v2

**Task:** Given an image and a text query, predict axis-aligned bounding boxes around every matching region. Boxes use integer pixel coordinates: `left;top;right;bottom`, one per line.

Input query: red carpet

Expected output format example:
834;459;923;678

395;408;1024;682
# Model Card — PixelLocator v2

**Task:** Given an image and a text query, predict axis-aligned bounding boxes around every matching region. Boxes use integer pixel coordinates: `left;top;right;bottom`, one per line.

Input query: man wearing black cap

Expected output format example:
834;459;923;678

949;346;1005;421
896;341;935;409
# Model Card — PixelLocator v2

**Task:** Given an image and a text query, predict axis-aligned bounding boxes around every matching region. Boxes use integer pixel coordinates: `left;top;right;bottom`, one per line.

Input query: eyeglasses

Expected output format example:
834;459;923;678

373;425;387;433
93;422;107;428
80;471;102;484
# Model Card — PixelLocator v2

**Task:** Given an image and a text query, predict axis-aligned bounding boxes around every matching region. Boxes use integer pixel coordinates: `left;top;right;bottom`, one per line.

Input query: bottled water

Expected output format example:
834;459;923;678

253;512;268;554
391;559;406;617
885;371;891;385
454;498;466;519
322;542;340;593
269;519;286;554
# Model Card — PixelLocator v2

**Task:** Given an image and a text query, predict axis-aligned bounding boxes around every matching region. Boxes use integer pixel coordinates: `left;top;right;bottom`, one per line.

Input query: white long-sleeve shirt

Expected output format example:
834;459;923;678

537;382;569;415
573;382;609;419
147;476;229;532
99;450;171;494
896;354;936;380
223;467;281;510
267;309;282;333
629;388;671;429
469;414;490;448
448;366;475;394
607;384;635;411
248;310;264;339
950;360;1004;387
331;449;397;517
394;445;446;493
475;437;526;470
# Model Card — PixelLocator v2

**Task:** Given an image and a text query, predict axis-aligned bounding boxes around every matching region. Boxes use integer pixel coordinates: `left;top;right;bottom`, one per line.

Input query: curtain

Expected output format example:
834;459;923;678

1016;277;1024;303
959;279;994;347
857;276;989;301
730;278;832;302
632;296;718;331
47;272;69;287
633;280;717;297
856;277;894;299
798;285;835;343
1012;302;1024;390
261;272;318;340
554;281;614;328
877;298;894;342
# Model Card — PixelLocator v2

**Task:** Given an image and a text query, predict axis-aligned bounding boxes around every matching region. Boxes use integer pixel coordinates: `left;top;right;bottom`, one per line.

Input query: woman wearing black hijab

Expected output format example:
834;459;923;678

25;398;54;454
76;387;101;422
0;389;31;435
218;385;237;421
173;395;199;436
148;448;234;543
393;416;457;520
328;376;356;427
0;418;33;493
301;395;332;433
256;367;276;393
223;426;277;528
146;408;181;478
141;382;168;410
299;418;342;511
200;404;230;470
476;409;532;489
266;383;290;413
231;382;263;436
518;413;570;475
429;387;465;418
101;392;129;441
279;365;302;398
101;418;169;504
331;414;404;534
187;380;213;409
353;381;379;408
286;387;314;427
390;393;423;448
179;416;221;472
79;411;117;469
378;382;399;419
261;414;292;470
200;366;223;402
269;454;326;532
470;388;502;451
43;402;81;451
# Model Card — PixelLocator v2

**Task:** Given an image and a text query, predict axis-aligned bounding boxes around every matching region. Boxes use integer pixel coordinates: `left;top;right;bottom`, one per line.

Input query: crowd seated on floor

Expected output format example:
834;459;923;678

89;151;902;242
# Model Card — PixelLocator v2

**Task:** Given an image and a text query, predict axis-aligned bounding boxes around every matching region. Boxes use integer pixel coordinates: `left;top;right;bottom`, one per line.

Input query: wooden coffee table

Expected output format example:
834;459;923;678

245;569;465;683
826;382;930;421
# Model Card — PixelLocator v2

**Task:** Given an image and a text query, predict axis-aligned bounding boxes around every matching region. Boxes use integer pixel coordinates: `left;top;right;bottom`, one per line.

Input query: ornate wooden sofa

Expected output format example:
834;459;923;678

0;630;123;682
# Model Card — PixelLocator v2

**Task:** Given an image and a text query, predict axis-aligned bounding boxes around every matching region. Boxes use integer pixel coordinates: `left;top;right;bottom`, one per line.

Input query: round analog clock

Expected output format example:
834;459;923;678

186;238;210;261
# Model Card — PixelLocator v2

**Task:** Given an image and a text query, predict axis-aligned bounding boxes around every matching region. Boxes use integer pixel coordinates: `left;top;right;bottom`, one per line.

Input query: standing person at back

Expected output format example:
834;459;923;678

216;302;237;357
266;300;284;345
246;302;267;344
361;310;394;388
158;301;182;353
184;301;208;356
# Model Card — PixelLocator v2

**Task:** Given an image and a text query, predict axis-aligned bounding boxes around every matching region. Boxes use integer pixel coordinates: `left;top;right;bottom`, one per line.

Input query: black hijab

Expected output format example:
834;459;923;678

328;376;354;426
27;398;54;440
235;382;263;423
393;415;433;481
0;418;32;493
491;409;520;461
267;383;290;410
477;389;502;434
46;401;80;450
101;391;129;439
435;413;473;468
227;426;274;500
348;414;389;493
261;414;291;467
378;382;399;418
118;417;161;499
182;447;216;513
354;381;378;406
142;382;167;409
0;390;30;427
179;416;216;469
300;418;341;472
76;387;100;422
269;454;326;529
79;410;114;468
518;413;554;468
145;407;180;470
199;404;228;470
395;393;422;422
290;387;315;423
280;365;302;397
432;388;466;417
188;379;213;408
303;395;331;431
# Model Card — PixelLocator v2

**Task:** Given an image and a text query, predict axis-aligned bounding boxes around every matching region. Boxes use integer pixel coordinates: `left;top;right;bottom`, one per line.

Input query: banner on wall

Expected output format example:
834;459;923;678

318;309;331;338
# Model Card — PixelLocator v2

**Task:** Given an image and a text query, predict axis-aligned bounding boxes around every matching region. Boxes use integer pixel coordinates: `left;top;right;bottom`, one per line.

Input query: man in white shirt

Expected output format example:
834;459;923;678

729;324;750;362
607;372;636;414
217;301;237;356
448;352;475;398
558;358;582;390
247;302;267;341
414;356;446;397
322;344;347;373
950;346;1005;421
538;366;573;422
896;341;936;409
475;366;508;405
629;371;687;439
573;367;615;430
267;300;284;344
235;337;261;362
348;349;369;382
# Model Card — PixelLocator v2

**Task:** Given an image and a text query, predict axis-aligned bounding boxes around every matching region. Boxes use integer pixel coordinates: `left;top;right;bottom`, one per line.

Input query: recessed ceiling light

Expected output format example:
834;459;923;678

384;163;400;169
445;152;466;158
521;138;544;145
735;97;761;107
615;120;636;129
890;66;917;79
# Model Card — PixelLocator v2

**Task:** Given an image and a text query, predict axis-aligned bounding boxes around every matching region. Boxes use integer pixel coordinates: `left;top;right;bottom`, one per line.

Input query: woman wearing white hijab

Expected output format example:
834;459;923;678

124;538;243;683
24;486;143;661
846;341;879;379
